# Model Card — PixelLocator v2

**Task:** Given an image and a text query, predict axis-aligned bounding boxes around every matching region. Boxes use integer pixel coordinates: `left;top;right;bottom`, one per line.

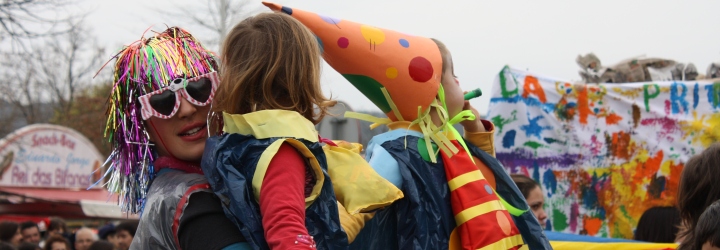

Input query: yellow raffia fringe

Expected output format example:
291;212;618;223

344;112;391;130
382;87;404;121
411;100;458;162
344;86;477;163
410;85;476;163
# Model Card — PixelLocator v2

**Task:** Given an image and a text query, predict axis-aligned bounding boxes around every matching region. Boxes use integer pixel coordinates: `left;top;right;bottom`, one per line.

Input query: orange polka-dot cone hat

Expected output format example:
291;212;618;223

263;2;442;122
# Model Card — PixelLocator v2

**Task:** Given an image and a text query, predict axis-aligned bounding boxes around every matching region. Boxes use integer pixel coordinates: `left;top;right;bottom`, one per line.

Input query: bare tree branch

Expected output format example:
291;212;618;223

0;0;77;51
0;19;104;131
32;20;104;115
157;0;260;51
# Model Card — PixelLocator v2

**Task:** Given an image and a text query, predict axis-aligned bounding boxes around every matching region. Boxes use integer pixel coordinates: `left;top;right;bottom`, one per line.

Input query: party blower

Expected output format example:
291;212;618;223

464;88;483;100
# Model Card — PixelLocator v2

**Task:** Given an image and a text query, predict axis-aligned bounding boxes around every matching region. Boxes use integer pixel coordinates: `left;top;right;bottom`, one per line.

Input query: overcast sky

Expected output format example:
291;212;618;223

83;0;720;114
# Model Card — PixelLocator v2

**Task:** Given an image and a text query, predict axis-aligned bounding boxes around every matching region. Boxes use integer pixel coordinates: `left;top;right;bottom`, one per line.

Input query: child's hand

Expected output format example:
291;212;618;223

459;100;486;133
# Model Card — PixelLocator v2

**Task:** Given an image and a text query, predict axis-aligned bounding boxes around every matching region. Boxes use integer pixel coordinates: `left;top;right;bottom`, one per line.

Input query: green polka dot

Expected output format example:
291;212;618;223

342;74;391;113
417;138;438;162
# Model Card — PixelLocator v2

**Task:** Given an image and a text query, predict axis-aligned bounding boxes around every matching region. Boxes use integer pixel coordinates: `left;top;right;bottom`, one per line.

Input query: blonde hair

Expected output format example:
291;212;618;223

431;38;450;75
214;12;335;124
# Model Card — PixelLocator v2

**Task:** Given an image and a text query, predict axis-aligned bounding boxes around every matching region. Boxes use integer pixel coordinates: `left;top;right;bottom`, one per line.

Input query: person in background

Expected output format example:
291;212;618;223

88;241;114;250
96;224;116;249
43;236;70;250
634;206;681;243
0;221;23;247
19;222;40;246
18;242;41;250
677;143;720;250
691;200;720;250
46;218;68;241
73;228;96;250
511;174;548;228
114;222;137;250
0;242;15;250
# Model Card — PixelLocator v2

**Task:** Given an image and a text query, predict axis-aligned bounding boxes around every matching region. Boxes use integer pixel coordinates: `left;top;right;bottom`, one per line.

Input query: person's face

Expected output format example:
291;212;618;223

74;231;95;250
703;241;720;250
51;242;68;250
439;52;464;119
527;186;548;228
11;228;22;246
48;229;62;238
115;230;133;250
107;234;119;249
21;226;40;244
146;97;210;162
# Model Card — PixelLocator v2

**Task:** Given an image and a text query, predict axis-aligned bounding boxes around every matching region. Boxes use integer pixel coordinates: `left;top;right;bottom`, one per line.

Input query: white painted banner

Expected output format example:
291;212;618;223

487;66;720;238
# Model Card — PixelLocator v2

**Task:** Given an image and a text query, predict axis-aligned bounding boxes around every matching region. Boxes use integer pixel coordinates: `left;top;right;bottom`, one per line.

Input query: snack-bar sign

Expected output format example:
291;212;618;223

0;124;104;189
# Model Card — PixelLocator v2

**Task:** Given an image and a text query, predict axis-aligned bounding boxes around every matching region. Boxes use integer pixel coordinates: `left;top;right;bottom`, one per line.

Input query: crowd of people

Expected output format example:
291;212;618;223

0;218;137;250
1;1;719;250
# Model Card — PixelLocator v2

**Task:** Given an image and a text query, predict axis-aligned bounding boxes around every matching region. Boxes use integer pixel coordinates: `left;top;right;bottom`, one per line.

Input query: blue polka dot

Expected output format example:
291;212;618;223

320;15;341;25
594;108;599;113
281;6;293;15
565;88;572;94
399;38;410;48
315;35;324;53
484;184;493;195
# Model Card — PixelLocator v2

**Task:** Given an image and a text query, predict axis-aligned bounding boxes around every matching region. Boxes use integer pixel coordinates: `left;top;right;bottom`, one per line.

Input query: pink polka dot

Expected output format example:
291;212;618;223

337;37;349;48
496;211;512;236
408;57;434;82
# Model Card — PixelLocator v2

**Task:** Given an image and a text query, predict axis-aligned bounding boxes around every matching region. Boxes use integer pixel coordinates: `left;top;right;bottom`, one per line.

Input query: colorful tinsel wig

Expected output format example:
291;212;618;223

100;27;218;214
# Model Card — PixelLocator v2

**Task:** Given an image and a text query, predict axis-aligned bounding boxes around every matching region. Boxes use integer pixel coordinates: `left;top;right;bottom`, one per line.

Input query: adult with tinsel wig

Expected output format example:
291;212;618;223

99;27;248;250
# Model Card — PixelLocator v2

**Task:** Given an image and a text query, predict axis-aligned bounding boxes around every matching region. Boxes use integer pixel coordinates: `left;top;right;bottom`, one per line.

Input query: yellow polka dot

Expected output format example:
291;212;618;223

360;25;385;45
386;67;398;79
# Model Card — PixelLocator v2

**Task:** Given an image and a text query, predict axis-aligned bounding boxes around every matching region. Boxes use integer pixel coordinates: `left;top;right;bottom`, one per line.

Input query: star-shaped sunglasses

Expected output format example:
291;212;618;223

138;71;219;120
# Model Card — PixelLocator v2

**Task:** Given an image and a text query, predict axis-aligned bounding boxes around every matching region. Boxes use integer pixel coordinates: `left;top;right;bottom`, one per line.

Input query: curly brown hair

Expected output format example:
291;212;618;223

43;235;70;250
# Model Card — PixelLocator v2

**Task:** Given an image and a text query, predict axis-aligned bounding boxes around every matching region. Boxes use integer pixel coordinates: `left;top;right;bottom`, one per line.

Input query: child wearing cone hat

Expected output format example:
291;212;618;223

264;2;552;250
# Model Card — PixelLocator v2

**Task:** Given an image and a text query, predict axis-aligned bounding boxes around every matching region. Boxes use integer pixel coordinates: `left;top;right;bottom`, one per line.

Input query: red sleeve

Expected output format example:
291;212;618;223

480;119;495;132
260;143;315;249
